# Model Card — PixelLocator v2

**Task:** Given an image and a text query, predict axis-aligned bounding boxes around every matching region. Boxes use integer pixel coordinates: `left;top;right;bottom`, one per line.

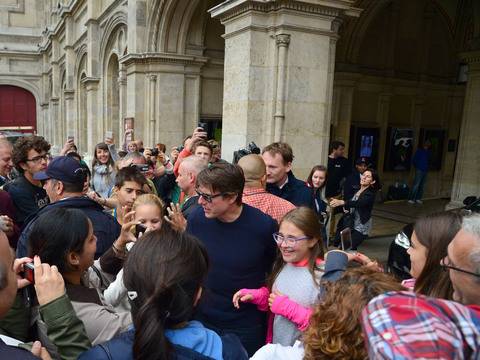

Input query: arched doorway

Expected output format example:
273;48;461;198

0;85;36;134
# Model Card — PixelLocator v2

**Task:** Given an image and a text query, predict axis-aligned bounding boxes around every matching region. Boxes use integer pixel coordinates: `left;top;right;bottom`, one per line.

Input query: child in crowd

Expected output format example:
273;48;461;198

405;211;462;299
91;142;117;198
233;207;324;346
80;225;248;359
104;194;164;311
250;267;404;360
28;208;132;351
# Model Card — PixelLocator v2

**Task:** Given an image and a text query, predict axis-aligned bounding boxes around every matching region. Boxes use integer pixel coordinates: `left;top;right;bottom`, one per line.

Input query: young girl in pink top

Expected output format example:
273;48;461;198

232;207;325;346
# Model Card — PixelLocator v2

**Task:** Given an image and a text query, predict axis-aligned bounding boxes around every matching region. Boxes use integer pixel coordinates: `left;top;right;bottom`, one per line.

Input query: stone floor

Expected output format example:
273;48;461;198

357;198;450;263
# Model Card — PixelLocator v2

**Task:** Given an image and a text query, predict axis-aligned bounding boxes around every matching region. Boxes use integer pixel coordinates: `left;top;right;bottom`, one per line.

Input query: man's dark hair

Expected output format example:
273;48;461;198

115;166;147;189
262;142;294;164
51;178;84;194
12;136;51;172
329;140;345;154
196;162;244;205
192;140;213;155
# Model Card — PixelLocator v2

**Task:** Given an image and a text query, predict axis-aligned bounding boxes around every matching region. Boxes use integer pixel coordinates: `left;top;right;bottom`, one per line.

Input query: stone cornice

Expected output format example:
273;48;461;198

209;0;361;22
120;53;209;67
460;50;480;65
80;77;101;85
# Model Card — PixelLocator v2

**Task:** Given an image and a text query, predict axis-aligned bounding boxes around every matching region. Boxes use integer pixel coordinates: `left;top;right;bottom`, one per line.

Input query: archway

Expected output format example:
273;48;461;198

0;85;36;134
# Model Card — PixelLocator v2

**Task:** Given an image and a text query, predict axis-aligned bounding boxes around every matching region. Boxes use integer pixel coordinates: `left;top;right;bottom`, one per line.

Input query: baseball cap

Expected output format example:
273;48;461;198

355;157;369;165
33;156;87;184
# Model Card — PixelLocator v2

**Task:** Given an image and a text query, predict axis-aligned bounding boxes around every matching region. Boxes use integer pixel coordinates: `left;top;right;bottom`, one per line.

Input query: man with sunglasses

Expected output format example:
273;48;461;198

5;136;51;228
186;162;278;356
443;213;480;305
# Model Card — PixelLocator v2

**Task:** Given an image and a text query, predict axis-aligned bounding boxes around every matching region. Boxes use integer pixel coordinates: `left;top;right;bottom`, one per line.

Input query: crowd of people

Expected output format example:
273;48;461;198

0;128;479;360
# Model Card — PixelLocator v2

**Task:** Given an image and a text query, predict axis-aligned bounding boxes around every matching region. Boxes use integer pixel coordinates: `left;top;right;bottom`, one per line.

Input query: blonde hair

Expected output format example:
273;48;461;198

133;194;165;218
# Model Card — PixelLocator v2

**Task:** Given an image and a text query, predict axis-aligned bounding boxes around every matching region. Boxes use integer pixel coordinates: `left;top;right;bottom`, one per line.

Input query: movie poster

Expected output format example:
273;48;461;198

384;128;414;171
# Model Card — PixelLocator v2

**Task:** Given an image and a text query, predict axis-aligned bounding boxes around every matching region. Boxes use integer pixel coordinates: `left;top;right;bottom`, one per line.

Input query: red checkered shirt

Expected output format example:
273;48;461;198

242;187;296;223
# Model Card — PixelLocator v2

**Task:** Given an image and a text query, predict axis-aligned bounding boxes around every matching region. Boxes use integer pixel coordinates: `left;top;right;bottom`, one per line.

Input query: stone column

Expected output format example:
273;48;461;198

448;51;480;208
148;74;157;147
210;0;361;176
273;34;290;141
376;92;391;171
331;84;355;151
82;78;101;152
127;0;147;53
118;64;127;145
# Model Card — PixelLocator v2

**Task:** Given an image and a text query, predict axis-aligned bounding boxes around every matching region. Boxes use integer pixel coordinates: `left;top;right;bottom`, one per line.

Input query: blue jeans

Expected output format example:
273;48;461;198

409;169;427;201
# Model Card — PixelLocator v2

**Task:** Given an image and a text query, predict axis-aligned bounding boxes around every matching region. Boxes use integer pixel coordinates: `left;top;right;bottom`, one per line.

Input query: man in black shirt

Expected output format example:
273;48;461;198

5;136;50;227
325;140;350;238
325;140;350;198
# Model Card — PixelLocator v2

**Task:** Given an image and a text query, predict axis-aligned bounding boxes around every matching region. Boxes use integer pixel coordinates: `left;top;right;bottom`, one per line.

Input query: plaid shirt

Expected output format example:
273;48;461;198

242;187;296;223
362;291;480;360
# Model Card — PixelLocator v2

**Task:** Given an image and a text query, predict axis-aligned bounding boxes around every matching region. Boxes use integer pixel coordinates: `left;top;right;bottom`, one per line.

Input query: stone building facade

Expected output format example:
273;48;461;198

0;0;479;207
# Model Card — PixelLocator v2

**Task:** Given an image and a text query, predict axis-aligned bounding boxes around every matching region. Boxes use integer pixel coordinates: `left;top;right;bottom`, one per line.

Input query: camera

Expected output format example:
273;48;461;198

134;164;149;173
232;142;261;164
150;148;159;157
135;224;147;238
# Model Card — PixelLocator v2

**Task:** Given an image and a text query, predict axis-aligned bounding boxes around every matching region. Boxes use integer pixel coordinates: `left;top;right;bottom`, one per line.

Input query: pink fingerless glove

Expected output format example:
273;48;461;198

270;295;313;331
238;287;270;311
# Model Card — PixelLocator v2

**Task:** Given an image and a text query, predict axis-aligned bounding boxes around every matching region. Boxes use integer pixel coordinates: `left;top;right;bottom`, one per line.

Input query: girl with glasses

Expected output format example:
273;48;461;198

232;207;325;346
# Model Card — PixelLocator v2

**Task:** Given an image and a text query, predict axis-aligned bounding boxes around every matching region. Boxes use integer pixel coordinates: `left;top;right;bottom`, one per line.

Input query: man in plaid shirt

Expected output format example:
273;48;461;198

238;154;295;223
362;291;480;359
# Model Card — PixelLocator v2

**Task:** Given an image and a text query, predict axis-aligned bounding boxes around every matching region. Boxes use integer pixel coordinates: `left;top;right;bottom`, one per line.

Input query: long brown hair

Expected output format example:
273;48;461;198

306;165;327;191
303;267;403;360
413;211;461;299
268;207;325;288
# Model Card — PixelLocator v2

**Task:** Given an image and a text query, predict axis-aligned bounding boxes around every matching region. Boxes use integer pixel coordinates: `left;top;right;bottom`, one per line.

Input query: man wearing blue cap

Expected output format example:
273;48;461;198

16;156;120;259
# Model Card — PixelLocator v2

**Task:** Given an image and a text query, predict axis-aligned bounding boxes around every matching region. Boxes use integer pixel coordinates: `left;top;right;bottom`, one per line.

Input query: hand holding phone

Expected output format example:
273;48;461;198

23;262;35;284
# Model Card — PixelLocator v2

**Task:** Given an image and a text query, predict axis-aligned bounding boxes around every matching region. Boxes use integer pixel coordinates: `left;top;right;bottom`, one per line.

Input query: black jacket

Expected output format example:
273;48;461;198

17;196;120;259
344;188;376;224
266;171;313;208
343;170;361;202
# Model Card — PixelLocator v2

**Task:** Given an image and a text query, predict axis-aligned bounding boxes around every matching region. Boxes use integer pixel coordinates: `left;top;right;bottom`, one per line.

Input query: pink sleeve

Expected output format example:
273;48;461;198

270;295;313;331
239;287;270;312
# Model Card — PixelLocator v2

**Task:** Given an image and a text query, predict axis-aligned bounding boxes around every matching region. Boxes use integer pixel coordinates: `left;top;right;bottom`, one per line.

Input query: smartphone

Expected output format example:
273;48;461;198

340;227;352;251
134;164;149;173
135;224;147;238
23;262;35;284
67;135;74;142
105;130;113;139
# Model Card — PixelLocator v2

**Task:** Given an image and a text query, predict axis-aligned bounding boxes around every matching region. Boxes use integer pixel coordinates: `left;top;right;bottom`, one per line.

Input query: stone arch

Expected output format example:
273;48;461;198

101;16;127;145
148;0;203;53
338;0;456;67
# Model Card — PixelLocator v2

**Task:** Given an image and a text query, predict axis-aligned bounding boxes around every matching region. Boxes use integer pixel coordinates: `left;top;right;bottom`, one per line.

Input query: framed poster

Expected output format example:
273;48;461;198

348;126;380;168
419;128;445;171
384;127;414;171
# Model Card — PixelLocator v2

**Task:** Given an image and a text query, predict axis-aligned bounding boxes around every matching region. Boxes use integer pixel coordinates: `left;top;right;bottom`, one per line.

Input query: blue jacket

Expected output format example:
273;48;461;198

266;171;313;208
78;326;248;360
16;196;120;259
412;148;430;172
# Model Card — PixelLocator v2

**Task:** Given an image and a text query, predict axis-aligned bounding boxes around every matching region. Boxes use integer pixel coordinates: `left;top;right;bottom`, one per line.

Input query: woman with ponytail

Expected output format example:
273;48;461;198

79;224;248;360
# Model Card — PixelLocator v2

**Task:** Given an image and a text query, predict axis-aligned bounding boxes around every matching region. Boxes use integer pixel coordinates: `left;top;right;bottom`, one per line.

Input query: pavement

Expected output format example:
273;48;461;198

341;198;451;264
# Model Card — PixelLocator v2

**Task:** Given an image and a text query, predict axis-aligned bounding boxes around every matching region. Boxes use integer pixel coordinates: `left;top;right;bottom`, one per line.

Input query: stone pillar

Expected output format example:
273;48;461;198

64;90;75;138
331;84;355;151
127;0;147;53
448;51;480;208
210;0;361;175
118;64;127;145
147;74;157;147
376;92;391;171
83;78;101;152
273;34;290;141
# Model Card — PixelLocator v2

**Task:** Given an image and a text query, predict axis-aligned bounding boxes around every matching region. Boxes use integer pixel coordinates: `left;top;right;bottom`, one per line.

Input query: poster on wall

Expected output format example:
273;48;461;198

349;127;380;168
384;127;414;171
419;128;445;171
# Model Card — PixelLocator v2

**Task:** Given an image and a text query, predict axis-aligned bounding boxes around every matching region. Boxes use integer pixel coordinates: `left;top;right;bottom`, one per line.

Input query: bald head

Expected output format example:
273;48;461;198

238;154;266;187
180;155;208;176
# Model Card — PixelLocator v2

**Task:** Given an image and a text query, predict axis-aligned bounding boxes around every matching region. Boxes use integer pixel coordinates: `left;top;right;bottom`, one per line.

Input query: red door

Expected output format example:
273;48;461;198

0;85;36;134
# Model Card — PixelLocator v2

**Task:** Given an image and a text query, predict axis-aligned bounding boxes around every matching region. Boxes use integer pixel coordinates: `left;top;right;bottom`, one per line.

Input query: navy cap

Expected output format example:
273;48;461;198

34;156;86;184
355;157;369;165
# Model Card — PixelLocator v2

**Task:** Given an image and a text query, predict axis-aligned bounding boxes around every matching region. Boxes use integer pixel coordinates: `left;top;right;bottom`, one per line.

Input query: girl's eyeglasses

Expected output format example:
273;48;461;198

273;232;311;247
